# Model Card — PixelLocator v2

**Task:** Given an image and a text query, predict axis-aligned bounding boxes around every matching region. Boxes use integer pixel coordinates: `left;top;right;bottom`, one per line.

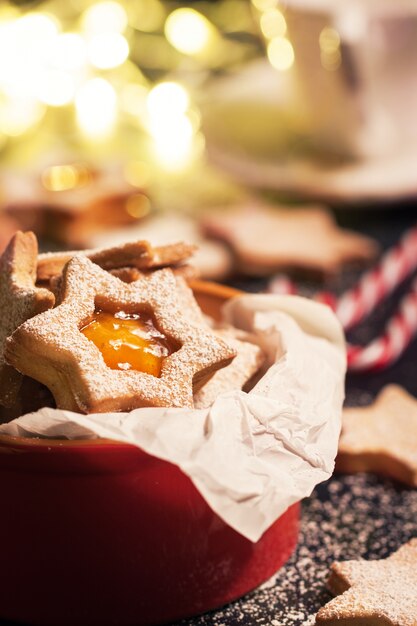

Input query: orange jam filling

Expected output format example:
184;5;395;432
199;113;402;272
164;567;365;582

80;310;173;377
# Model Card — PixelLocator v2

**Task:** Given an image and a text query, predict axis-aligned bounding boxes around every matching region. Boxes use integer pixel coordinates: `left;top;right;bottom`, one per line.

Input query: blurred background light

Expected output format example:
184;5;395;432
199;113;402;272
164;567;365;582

0;92;44;136
88;33;129;69
260;9;286;39
75;78;117;138
147;82;189;117
49;33;87;72
165;8;213;55
41;163;92;191
37;70;75;106
251;0;278;11
82;1;128;35
267;36;294;71
319;27;341;71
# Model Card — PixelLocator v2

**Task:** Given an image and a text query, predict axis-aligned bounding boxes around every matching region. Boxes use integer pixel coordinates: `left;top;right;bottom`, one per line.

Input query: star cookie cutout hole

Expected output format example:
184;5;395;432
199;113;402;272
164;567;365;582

6;256;235;413
80;306;179;378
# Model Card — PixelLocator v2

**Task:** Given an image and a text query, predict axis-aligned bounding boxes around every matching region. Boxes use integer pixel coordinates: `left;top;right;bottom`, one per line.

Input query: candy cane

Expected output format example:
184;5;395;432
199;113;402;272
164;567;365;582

336;224;417;330
269;223;417;331
268;223;417;371
347;277;417;371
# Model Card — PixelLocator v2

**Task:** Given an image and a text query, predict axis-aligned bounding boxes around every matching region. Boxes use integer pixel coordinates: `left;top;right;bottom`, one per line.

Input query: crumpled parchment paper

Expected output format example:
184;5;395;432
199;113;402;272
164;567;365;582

0;294;346;542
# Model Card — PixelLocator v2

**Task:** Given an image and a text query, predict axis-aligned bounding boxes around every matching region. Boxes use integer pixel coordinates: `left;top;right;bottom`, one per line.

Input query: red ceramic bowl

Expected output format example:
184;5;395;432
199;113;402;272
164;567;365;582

0;281;299;626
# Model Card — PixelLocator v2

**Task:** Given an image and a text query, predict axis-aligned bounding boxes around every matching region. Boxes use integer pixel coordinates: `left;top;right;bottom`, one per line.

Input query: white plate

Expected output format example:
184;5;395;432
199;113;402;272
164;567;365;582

202;61;417;205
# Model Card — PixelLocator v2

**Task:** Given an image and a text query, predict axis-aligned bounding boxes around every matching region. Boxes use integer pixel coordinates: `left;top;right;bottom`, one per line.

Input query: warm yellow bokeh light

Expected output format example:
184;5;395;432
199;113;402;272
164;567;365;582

165;8;212;55
125;193;151;219
41;164;92;191
75;78;117;138
147;82;189;117
260;9;286;39
0;93;44;136
0;12;61;101
252;0;278;11
88;33;129;69
319;27;340;54
145;80;196;169
49;34;87;72
267;36;294;71
16;12;59;42
37;70;75;106
319;27;341;71
82;1;127;34
151;115;194;170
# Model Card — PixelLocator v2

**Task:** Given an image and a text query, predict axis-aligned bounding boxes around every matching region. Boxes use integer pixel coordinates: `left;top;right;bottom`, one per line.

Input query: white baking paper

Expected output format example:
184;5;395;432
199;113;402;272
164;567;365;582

0;294;346;542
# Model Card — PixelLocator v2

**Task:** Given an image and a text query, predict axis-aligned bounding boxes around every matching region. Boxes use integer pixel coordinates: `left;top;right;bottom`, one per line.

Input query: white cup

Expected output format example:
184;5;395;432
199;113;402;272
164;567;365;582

281;0;417;158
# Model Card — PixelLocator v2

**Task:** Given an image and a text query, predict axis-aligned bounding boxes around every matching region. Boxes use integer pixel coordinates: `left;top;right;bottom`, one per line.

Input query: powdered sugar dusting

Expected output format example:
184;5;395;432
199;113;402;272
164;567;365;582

173;474;417;626
6;257;236;412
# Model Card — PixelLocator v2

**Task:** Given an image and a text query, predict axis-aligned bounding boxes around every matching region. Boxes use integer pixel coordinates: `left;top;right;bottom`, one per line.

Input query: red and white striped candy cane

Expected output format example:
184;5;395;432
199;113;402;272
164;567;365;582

268;223;417;371
347;276;417;371
336;223;417;330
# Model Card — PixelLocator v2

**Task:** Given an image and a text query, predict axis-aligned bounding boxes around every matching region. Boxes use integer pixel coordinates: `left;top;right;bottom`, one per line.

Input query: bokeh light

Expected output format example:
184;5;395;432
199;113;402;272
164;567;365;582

37;70;75;106
147;82;189;117
165;8;212;55
75;78;117;138
146;81;195;170
0;92;44;136
251;0;278;11
319;27;341;71
41;163;92;191
82;2;128;35
88;33;129;69
260;9;287;39
267;36;294;71
49;34;87;72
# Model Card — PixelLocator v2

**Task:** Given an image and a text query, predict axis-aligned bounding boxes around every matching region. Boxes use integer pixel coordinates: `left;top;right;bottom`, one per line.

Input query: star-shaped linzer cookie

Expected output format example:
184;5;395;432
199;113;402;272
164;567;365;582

0;232;54;407
201;202;378;275
316;539;417;625
5;256;236;413
336;385;417;487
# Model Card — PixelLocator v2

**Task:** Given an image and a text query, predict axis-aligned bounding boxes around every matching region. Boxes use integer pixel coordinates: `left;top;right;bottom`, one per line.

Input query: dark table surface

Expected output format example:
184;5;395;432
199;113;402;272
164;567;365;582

2;207;417;626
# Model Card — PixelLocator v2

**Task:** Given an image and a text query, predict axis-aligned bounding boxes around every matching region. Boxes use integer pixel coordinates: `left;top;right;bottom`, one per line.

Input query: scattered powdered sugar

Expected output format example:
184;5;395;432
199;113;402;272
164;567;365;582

174;473;417;626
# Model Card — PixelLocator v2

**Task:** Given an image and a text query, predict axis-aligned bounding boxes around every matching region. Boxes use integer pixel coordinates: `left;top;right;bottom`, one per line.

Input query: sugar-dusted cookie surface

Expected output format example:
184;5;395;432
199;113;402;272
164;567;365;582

194;329;264;409
89;213;234;281
202;202;378;275
37;240;196;282
316;538;417;625
0;232;54;407
336;385;417;487
5;257;236;413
